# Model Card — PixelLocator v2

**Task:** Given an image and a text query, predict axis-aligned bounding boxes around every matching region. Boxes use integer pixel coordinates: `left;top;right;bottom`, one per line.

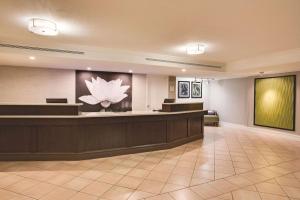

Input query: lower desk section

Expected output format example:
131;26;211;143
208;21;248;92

0;111;206;160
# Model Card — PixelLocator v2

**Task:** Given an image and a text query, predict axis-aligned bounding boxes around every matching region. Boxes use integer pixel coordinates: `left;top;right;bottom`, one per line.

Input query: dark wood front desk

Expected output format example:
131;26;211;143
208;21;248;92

0;110;207;161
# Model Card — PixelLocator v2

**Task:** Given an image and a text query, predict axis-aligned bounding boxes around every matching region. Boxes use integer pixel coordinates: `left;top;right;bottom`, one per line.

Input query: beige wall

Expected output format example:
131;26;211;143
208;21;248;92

0;66;76;103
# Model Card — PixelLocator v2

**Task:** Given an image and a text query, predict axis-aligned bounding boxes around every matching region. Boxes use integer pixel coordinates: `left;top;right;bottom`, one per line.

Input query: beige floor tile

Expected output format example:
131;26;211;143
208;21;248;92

152;163;175;173
46;173;75;185
191;183;223;199
120;160;140;168
259;192;289;200
5;178;39;193
64;177;92;191
11;195;36;200
167;174;191;186
146;171;170;182
172;166;194;177
128;190;155;200
207;193;233;200
282;186;300;199
127;168;150;178
190;177;211;186
138;179;165;194
21;182;57;199
81;181;112;196
161;183;186;193
0;188;21;200
116;175;143;189
276;176;300;188
39;187;77;200
209;179;239;193
255;182;286;196
69;192;98;200
136;161;157;171
0;174;24;188
242;185;257;192
225;175;253;187
169;188;204;200
232;189;261;200
79;170;105;180
101;186;133;200
145;193;174;200
110;166;132;175
97;172;124;184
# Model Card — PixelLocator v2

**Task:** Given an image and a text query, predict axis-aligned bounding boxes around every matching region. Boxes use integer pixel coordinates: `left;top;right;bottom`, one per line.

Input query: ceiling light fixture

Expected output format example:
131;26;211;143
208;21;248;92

186;43;206;55
29;56;35;60
181;69;186;72
129;69;133;73
87;67;92;71
28;18;58;36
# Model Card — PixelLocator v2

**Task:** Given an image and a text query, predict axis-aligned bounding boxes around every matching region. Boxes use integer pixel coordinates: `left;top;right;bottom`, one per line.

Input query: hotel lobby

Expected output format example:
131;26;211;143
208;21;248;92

0;0;300;200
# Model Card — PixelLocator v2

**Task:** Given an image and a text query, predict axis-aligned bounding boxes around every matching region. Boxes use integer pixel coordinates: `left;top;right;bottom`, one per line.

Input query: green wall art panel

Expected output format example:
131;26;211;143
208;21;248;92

254;75;296;131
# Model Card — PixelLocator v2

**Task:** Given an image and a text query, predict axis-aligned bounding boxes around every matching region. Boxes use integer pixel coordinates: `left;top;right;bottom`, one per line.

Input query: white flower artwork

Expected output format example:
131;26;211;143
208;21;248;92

79;76;130;108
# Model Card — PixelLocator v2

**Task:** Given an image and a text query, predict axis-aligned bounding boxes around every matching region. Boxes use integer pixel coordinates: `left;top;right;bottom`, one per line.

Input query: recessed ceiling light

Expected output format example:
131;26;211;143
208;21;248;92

129;69;133;73
181;69;186;72
186;43;206;55
87;67;92;71
28;18;58;36
29;56;35;60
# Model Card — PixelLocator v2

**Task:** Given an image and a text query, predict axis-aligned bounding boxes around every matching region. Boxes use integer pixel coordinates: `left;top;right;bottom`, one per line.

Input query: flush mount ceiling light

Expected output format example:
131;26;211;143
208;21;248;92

28;18;58;36
186;43;206;55
29;56;35;60
181;68;186;72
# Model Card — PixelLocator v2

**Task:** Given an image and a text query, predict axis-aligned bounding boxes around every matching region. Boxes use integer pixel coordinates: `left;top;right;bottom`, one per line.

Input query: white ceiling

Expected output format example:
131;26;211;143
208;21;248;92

0;0;299;77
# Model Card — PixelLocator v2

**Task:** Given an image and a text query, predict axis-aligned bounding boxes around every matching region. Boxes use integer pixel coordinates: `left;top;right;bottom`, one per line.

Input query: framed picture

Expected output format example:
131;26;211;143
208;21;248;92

191;82;202;98
254;75;296;131
178;81;190;98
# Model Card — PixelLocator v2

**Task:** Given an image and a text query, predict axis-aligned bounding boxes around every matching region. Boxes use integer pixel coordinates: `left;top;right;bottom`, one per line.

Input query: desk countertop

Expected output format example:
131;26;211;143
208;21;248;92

0;110;207;119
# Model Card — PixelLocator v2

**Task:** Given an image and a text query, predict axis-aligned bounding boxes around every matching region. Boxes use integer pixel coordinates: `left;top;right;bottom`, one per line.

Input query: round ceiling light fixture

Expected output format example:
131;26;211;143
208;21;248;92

186;43;206;55
28;18;58;36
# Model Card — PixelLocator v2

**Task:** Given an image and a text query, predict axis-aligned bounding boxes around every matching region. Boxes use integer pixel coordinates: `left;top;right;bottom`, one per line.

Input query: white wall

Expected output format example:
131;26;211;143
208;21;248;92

0;66;76;103
132;74;147;110
209;73;300;135
146;75;169;110
209;78;249;125
176;77;209;109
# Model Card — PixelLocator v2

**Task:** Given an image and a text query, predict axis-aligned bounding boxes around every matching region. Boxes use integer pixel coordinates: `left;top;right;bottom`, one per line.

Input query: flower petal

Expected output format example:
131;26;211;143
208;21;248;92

78;95;100;105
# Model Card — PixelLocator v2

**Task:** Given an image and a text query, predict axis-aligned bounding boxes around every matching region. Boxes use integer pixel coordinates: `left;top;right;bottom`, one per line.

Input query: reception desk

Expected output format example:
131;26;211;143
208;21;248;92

0;110;207;161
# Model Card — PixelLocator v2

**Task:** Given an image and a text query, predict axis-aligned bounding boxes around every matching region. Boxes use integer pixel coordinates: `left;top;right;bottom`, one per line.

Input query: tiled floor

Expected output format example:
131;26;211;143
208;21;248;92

1;126;300;200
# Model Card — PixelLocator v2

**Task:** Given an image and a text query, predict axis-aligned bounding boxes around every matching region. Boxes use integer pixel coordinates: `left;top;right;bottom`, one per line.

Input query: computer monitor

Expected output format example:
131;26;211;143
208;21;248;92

164;98;175;103
46;98;68;103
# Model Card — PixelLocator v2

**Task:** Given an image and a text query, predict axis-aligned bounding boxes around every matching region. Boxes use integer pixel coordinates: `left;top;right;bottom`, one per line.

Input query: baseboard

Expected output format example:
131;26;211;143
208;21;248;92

219;121;300;141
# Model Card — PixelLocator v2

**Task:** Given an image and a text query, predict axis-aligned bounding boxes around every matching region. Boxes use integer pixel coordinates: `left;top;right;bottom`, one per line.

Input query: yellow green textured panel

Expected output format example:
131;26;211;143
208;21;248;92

254;75;295;131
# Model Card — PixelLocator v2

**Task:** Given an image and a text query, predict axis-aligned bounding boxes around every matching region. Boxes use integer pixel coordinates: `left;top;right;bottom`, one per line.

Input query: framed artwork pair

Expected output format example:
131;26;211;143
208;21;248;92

178;81;202;98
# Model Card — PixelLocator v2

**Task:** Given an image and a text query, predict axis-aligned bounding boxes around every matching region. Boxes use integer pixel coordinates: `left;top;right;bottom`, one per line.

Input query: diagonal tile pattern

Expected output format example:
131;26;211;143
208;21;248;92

0;126;300;200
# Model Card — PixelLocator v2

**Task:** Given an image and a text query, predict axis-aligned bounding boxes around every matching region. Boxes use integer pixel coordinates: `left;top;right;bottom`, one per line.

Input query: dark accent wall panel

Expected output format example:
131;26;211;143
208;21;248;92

76;70;132;112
